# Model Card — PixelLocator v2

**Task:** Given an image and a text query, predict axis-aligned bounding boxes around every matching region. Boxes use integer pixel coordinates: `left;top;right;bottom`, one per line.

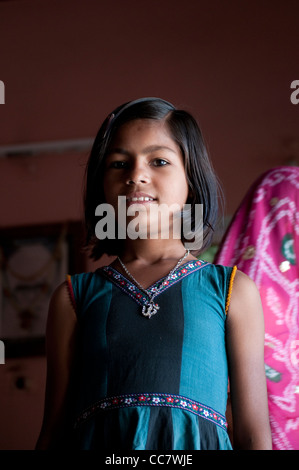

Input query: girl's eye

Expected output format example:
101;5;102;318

152;158;169;167
109;161;128;169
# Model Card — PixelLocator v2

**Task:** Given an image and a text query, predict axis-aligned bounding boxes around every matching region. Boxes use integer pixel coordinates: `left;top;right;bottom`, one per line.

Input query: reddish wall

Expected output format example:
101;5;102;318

1;1;298;222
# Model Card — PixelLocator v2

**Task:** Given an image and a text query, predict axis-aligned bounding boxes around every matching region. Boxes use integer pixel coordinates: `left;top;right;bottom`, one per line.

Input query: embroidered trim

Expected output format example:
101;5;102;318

225;265;237;315
100;260;210;307
74;392;228;432
66;275;77;313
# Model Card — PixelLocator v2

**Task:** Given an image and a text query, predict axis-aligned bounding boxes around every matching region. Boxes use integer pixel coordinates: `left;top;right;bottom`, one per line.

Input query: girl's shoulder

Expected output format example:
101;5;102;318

67;268;108;290
66;268;112;318
200;261;237;288
225;268;264;324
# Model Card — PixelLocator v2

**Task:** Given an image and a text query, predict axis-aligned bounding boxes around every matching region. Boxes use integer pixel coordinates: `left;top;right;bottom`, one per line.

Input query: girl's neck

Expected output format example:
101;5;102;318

113;239;195;290
118;239;191;265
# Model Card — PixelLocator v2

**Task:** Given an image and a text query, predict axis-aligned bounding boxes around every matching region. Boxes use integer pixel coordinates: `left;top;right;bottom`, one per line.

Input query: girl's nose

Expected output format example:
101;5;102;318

126;162;150;185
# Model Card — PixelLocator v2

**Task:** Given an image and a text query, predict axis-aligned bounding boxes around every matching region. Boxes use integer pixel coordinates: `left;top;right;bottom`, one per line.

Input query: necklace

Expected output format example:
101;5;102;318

117;249;190;319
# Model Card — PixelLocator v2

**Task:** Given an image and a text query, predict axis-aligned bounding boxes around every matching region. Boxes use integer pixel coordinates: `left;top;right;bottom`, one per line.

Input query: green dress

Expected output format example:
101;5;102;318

66;260;235;450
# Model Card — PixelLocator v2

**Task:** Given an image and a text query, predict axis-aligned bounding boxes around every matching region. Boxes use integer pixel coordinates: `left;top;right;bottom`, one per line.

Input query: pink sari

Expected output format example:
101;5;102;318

215;166;299;450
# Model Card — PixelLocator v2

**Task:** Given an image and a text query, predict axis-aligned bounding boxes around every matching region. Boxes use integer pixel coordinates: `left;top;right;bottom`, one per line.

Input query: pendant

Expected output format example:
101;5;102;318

141;300;160;319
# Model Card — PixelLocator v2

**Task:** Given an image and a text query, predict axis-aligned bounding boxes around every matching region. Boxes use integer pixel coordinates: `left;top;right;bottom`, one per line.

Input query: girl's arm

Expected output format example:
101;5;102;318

226;270;272;450
35;281;77;449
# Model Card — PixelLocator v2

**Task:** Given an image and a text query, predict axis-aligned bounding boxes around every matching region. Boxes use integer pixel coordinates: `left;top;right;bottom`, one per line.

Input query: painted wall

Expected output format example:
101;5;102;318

0;0;298;449
1;0;298;225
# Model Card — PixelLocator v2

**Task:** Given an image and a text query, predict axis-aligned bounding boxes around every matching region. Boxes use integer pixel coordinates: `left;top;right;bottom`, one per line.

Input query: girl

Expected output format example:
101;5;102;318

36;97;272;450
214;166;299;450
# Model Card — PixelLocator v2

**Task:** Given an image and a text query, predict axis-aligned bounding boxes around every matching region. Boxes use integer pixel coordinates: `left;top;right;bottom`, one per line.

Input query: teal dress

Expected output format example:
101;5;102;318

66;260;235;450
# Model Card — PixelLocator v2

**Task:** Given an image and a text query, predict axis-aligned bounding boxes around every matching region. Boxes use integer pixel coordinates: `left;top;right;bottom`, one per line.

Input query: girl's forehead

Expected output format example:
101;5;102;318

110;119;176;146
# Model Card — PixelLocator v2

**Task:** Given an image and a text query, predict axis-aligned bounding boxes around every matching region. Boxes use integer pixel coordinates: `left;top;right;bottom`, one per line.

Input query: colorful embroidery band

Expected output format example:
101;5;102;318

100;260;210;307
74;392;228;432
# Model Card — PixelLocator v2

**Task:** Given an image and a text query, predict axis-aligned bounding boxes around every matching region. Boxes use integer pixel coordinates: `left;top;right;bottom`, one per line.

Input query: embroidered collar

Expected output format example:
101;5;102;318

98;259;209;307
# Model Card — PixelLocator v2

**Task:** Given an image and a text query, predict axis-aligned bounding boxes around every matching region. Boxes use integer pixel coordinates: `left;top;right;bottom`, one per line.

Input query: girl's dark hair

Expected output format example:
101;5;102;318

84;97;222;260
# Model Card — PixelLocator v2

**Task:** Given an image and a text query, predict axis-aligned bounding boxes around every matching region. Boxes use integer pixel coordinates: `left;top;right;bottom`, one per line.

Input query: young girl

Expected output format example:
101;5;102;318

214;166;299;450
36;97;272;450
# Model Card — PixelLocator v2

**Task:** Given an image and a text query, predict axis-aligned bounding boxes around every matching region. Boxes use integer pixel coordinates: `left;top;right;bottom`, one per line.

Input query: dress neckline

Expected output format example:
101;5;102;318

98;259;210;307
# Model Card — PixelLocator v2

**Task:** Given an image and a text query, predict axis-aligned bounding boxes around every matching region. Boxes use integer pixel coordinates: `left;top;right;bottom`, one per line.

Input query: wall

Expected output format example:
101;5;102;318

0;0;298;449
1;1;298;220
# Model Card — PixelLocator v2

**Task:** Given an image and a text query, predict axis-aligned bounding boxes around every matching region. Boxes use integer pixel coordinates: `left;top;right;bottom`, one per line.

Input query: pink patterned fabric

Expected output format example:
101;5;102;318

215;166;299;450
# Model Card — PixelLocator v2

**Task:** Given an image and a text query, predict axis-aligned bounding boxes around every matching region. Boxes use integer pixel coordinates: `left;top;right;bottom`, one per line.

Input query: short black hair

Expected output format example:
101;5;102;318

84;97;222;260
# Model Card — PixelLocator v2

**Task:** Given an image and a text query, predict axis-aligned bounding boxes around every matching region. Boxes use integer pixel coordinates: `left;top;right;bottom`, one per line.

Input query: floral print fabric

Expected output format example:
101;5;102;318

215;166;299;450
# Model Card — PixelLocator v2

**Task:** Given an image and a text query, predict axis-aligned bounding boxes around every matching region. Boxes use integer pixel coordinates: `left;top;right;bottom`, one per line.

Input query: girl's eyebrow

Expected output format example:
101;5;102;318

107;145;177;156
143;145;177;154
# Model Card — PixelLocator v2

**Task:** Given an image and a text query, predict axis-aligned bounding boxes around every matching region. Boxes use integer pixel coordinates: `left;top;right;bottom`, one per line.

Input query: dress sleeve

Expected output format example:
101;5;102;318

66;274;77;313
225;266;237;315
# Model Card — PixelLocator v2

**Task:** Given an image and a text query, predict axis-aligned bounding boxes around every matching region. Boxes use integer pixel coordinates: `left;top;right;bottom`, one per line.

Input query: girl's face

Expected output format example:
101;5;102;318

103;119;190;236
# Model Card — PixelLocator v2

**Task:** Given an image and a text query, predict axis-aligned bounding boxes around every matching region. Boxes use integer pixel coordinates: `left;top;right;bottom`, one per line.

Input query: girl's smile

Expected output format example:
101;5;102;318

125;191;157;207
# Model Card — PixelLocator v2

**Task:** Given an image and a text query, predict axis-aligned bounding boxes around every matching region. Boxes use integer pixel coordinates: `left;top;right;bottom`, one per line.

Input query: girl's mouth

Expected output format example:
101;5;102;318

125;193;157;206
127;196;155;203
